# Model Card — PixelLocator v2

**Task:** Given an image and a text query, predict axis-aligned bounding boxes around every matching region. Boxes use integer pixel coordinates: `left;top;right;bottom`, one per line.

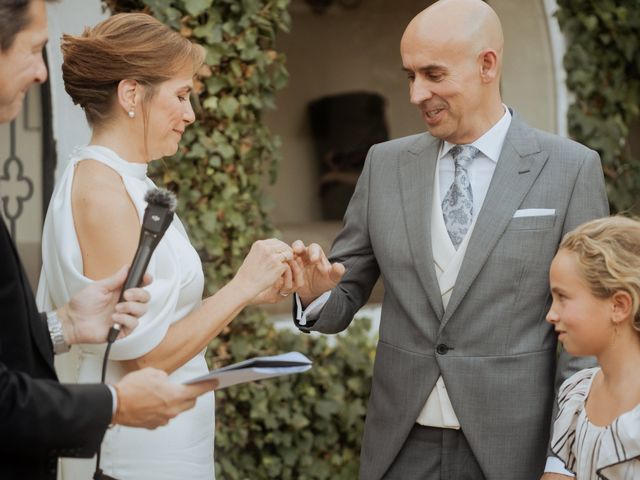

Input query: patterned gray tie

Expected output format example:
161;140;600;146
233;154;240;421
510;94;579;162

442;145;479;249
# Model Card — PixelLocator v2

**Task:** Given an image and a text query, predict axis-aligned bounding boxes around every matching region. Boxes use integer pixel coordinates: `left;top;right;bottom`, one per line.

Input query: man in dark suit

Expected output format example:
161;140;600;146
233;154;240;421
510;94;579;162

291;0;608;479
0;1;217;479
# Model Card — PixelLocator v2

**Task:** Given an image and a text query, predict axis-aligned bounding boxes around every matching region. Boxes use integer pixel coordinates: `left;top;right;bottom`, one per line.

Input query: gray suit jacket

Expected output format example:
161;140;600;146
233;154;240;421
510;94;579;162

300;112;609;480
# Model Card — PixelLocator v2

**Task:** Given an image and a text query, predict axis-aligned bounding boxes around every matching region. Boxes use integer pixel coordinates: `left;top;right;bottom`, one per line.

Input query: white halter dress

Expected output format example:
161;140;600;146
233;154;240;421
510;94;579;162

36;145;215;480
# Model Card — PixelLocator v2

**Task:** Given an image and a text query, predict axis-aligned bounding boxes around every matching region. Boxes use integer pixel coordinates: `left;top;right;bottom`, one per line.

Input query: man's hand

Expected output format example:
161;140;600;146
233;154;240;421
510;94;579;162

112;368;217;429
57;265;151;345
291;240;345;306
540;473;573;480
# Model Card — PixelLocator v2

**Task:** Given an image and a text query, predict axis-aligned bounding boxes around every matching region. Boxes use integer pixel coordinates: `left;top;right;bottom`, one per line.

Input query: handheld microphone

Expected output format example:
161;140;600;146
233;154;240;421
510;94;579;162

96;188;177;480
106;188;177;343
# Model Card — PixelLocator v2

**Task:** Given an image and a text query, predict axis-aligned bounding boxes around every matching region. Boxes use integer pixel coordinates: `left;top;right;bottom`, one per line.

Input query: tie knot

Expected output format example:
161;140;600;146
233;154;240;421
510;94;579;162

450;144;479;169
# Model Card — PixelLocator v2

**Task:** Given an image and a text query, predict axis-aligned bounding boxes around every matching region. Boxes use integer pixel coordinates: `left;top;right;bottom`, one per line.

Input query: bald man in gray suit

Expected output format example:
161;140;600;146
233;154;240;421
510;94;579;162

290;1;608;479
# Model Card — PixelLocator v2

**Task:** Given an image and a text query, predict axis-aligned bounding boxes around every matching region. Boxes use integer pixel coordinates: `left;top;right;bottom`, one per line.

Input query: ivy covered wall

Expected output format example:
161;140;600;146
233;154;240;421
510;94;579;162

556;0;640;212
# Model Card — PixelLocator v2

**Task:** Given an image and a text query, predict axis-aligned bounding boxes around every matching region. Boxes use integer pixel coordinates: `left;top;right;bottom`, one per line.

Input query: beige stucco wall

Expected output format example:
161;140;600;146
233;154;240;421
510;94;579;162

492;0;557;133
264;0;428;224
264;0;558;225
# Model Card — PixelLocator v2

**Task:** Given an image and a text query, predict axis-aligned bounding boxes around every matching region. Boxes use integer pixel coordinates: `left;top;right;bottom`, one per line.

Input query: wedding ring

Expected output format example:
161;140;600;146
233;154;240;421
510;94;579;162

279;291;290;297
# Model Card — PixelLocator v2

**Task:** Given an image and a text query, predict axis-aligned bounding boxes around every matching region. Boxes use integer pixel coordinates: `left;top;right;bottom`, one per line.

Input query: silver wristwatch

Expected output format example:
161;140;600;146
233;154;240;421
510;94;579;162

46;310;70;354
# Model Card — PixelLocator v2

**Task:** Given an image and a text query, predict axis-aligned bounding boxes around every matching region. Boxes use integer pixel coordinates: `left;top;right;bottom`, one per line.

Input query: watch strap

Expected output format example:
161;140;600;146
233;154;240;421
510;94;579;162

46;310;70;354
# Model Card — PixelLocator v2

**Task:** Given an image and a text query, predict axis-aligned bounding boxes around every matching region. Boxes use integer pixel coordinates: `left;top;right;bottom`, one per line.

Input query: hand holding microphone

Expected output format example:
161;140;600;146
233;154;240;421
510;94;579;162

107;188;177;343
57;266;151;346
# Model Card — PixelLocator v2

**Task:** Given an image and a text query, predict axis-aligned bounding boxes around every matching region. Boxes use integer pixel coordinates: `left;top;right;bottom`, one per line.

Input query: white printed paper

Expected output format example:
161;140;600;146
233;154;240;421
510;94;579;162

184;351;312;389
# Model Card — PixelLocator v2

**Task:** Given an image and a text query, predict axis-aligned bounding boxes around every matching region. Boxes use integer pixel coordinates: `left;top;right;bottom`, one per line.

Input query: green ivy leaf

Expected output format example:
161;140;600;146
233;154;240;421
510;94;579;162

201;211;218;233
220;96;240;118
193;22;222;43
183;0;214;17
216;142;236;160
202;96;218;112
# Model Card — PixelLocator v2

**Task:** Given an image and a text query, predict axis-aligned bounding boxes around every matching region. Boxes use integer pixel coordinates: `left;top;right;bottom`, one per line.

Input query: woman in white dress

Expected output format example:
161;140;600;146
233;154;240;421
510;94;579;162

36;13;300;480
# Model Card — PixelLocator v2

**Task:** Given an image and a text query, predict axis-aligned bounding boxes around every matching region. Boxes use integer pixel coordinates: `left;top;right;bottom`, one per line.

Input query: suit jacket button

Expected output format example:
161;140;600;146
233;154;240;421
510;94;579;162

436;344;450;355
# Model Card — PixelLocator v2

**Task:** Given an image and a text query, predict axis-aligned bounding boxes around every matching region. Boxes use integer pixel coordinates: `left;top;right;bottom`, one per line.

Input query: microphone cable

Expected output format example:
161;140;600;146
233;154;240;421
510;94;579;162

93;188;177;480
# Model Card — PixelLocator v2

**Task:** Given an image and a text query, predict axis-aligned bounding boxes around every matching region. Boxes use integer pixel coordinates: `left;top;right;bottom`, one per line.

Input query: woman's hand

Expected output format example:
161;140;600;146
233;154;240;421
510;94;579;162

231;239;300;304
250;255;305;305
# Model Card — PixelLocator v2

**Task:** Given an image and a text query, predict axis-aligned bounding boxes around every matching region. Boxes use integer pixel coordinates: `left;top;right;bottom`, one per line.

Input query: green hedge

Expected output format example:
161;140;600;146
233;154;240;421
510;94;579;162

556;0;640;213
105;0;375;477
212;318;374;479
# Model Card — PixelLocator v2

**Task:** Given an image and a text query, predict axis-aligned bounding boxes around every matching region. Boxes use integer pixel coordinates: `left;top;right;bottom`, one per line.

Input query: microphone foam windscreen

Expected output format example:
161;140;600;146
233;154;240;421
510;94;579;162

145;188;177;212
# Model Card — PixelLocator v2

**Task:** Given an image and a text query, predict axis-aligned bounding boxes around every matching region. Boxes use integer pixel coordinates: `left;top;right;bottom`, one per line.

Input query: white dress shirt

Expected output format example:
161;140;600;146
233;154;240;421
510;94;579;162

414;107;510;429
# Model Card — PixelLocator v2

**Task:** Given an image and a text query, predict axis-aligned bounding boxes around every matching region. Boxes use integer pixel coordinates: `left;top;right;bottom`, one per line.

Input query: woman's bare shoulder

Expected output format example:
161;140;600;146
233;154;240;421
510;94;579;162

72;158;132;211
72;159;138;228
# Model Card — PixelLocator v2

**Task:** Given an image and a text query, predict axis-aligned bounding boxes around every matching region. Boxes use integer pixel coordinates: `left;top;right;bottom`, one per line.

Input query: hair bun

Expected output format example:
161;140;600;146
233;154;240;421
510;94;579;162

61;13;205;125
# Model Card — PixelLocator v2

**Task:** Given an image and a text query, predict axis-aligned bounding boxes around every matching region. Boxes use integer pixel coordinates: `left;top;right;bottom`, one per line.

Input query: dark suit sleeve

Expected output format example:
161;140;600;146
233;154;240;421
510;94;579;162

0;361;112;458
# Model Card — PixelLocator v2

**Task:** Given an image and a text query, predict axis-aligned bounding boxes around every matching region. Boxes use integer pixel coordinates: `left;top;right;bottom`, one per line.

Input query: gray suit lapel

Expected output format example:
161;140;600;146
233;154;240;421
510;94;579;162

399;134;445;320
440;115;550;329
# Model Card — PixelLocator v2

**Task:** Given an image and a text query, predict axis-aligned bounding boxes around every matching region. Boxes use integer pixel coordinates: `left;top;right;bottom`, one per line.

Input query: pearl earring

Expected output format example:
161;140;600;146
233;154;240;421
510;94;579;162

128;110;135;119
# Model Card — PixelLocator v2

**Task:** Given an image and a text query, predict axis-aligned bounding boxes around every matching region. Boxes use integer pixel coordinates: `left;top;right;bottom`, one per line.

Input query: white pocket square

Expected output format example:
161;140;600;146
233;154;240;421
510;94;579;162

513;208;556;218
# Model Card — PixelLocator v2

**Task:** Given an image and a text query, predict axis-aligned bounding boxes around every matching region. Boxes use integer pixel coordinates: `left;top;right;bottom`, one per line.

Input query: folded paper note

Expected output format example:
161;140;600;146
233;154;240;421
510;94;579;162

184;351;312;389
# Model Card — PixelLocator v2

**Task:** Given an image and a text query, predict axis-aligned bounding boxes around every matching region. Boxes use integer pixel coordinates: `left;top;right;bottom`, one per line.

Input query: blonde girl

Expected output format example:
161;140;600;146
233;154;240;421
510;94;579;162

546;216;640;479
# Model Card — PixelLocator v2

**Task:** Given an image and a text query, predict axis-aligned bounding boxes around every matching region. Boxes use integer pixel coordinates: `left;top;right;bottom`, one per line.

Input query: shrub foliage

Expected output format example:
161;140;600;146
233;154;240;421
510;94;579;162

556;0;640;212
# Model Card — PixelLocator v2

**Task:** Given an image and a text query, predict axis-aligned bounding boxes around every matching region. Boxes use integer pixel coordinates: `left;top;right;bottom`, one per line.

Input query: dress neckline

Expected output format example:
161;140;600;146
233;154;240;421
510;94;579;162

75;144;149;181
583;367;640;429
